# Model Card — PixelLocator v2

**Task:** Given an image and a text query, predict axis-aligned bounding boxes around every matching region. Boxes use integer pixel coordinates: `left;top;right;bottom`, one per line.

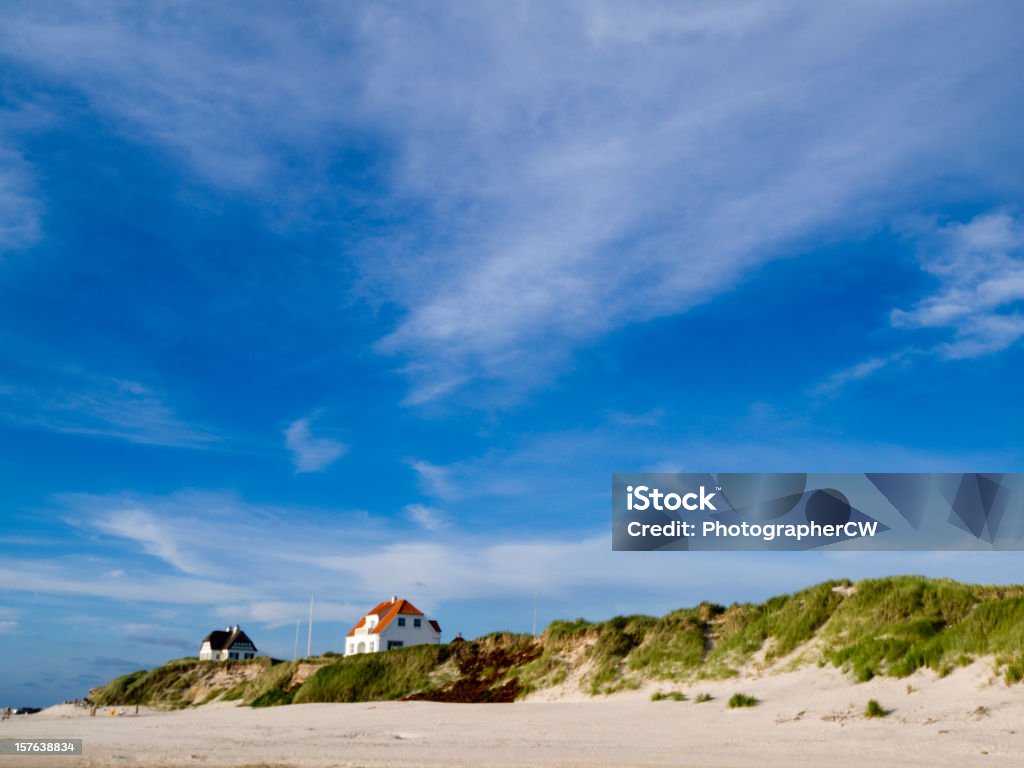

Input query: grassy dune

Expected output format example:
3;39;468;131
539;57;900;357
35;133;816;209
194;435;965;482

90;576;1024;708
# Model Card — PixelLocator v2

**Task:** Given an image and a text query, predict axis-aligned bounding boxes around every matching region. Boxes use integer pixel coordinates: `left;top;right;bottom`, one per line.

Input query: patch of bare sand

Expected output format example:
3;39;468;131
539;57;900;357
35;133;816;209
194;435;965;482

2;660;1021;767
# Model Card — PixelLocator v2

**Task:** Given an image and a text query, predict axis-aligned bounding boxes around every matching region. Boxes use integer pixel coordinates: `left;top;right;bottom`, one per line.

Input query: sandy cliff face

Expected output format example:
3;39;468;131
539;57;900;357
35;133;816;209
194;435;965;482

89;656;332;709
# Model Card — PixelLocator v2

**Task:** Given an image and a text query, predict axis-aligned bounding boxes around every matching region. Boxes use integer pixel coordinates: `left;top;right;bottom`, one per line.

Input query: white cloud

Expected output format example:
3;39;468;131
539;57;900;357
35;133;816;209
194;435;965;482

214;600;359;629
408;460;459;500
37;486;795;610
283;416;347;473
360;3;1024;403
2;3;1021;402
404;504;447;532
815;357;890;394
0;559;256;605
91;507;208;576
310;536;627;602
892;211;1024;358
0;374;219;448
63;490;375;577
0;606;19;635
0;142;41;255
2;476;1023;640
812;351;914;396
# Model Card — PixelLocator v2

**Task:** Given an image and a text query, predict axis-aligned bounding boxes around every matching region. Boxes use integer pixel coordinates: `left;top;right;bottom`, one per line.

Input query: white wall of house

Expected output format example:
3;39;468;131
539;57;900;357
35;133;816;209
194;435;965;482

226;641;256;660
199;640;257;661
379;616;440;650
345;614;440;655
199;642;225;661
345;634;380;655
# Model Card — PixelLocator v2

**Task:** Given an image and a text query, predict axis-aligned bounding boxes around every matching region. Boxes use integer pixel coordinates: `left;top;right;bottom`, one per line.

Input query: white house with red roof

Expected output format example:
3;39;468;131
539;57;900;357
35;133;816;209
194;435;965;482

344;596;442;655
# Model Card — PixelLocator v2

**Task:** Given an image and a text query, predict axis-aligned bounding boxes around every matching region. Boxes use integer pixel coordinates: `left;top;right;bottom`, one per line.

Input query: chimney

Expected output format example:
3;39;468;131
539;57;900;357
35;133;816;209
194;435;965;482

391;595;397;603
225;626;231;632
234;624;239;632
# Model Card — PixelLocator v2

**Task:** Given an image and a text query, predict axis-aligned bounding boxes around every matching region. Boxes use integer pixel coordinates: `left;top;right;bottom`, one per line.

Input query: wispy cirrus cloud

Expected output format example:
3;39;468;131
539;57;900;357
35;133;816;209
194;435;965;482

0;558;257;605
90;507;209;576
2;473;1022;645
283;416;347;473
361;3;1024;403
2;3;1022;403
0;606;19;635
61;490;370;578
404;503;447;532
892;211;1024;359
811;352;913;397
408;460;459;501
0;141;41;255
814;210;1024;394
213;600;361;630
0;373;219;448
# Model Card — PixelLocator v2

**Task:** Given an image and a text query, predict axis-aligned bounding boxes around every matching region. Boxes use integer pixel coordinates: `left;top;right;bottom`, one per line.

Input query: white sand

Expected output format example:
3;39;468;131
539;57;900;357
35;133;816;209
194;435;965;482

2;662;1022;767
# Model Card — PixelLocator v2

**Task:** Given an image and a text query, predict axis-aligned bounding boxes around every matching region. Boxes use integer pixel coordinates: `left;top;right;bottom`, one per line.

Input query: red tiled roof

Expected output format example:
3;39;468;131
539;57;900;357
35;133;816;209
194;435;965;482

428;619;441;634
345;598;425;637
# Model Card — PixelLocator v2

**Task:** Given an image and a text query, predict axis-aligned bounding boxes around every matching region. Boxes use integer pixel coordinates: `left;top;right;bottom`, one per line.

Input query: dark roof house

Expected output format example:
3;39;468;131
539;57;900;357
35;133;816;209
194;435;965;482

199;624;257;661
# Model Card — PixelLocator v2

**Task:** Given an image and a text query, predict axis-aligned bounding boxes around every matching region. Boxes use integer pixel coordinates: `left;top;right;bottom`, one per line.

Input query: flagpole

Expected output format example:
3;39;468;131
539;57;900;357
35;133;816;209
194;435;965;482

306;595;314;658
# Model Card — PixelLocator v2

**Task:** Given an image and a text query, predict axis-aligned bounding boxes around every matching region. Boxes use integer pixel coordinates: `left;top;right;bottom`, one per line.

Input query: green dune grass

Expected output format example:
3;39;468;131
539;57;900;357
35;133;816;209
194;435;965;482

89;576;1024;709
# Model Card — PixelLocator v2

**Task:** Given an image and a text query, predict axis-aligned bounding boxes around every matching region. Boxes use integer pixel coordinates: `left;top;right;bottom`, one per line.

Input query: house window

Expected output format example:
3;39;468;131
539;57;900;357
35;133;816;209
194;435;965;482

387;641;404;650
414;618;422;628
398;617;406;627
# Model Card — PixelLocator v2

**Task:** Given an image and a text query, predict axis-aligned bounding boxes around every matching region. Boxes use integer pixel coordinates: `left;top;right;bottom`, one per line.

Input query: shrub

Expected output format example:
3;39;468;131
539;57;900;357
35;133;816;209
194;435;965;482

650;690;687;702
694;692;714;703
727;693;758;708
864;699;887;718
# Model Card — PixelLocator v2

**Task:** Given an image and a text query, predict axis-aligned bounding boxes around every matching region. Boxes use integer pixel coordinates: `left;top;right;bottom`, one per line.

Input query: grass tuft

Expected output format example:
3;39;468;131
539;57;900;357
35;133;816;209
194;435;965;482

650;690;687;702
864;699;887;718
727;693;758;708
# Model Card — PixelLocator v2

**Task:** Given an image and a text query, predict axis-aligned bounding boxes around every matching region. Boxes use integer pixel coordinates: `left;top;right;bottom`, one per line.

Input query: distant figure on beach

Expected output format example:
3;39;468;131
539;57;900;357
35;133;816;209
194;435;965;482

1;707;10;721
90;704;97;717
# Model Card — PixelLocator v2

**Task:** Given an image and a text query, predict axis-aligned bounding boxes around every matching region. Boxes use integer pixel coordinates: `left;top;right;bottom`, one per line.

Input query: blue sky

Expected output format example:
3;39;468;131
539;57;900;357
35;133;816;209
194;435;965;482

2;1;1024;706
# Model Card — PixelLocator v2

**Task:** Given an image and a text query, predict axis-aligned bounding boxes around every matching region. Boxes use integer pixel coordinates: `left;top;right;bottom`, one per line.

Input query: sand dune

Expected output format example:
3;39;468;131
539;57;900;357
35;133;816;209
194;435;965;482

3;662;1022;767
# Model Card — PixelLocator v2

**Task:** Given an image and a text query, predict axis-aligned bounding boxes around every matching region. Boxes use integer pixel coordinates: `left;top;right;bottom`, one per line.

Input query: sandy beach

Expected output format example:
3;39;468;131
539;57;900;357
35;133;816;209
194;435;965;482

2;662;1022;768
